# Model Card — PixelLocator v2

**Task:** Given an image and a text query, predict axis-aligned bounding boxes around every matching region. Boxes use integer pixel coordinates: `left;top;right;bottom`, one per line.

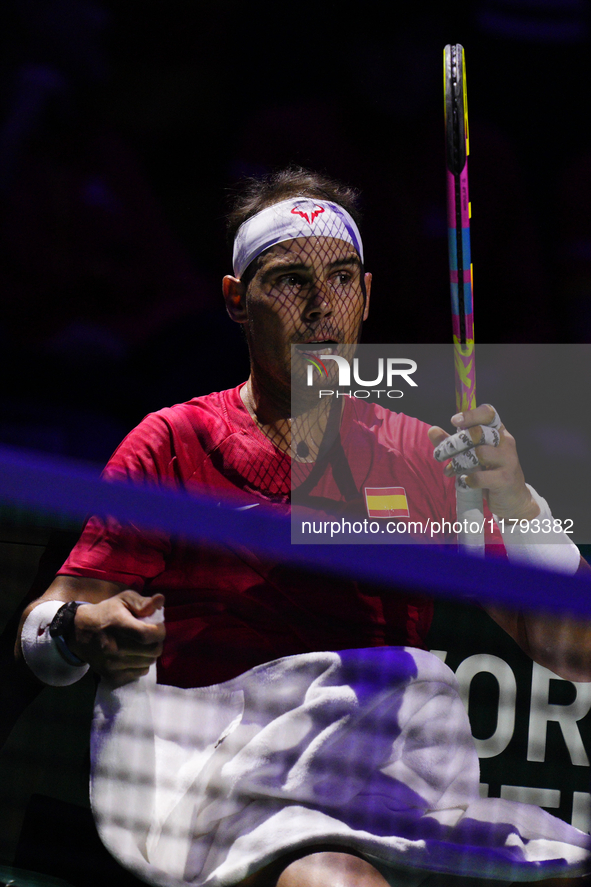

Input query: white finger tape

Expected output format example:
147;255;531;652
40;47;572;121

21;600;90;687
485;405;502;430
433;425;500;463
433;430;474;462
494;484;581;575
480;426;501;447
451;450;480;474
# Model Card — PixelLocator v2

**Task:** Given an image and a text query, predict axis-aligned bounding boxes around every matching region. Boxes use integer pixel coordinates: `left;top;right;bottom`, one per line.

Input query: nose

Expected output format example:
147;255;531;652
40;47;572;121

303;282;333;321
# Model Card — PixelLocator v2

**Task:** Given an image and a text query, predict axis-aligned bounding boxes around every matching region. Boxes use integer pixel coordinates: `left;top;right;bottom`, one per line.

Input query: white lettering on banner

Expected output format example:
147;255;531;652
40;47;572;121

430;650;448;664
527;663;591;766
454;654;517;759
572;792;591;833
500;785;561;809
432;650;591;828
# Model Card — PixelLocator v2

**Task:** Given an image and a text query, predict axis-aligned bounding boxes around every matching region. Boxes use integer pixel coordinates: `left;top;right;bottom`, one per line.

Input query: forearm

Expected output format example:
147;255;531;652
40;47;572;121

16;577;165;688
489;493;591;680
15;575;126;664
430;407;591;679
486;580;591;682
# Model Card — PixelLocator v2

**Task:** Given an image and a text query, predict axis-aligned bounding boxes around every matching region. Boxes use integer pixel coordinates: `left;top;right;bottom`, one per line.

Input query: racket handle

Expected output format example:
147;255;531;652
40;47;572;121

456;482;485;554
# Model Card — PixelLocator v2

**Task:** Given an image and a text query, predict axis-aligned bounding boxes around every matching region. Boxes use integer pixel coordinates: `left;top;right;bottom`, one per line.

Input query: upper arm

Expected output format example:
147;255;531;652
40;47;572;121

14;412;184;663
57;413;184;589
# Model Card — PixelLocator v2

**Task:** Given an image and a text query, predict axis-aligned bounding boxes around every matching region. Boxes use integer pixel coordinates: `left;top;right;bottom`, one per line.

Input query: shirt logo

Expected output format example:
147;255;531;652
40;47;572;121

364;486;409;519
291;203;325;225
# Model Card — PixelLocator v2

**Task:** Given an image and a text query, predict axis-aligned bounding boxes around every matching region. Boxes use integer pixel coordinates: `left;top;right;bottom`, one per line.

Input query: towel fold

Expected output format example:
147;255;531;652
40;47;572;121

91;647;590;886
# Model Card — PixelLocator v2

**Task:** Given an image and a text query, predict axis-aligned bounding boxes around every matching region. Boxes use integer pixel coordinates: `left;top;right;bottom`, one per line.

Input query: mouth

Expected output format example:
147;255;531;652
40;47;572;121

298;340;339;357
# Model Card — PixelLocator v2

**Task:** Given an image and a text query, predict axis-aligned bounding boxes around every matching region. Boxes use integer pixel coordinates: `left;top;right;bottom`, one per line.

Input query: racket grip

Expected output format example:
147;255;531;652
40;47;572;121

455;482;485;554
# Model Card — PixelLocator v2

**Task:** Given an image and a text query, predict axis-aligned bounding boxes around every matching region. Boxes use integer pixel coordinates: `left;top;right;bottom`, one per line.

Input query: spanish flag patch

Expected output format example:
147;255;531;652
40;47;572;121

364;487;410;519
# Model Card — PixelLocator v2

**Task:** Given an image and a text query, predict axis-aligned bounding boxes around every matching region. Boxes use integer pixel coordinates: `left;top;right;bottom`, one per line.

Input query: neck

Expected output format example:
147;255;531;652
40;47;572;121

241;376;337;462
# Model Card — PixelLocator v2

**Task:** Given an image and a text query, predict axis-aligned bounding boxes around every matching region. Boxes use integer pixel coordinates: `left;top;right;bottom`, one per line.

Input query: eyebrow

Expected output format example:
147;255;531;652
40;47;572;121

261;254;361;281
327;256;361;271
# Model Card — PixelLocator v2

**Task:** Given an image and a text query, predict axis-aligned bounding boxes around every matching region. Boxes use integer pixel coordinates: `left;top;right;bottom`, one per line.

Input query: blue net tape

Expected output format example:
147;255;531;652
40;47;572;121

0;444;589;616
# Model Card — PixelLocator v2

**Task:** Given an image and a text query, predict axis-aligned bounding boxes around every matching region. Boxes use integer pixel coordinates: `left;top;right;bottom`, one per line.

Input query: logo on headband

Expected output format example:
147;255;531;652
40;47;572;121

291;203;325;225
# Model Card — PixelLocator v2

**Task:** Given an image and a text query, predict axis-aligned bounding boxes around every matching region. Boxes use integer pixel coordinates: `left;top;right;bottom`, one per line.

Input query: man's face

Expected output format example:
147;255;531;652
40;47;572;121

241;236;370;393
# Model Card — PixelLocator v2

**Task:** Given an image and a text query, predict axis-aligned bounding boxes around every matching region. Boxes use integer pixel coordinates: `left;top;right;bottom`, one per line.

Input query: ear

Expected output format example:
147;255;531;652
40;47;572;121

363;272;372;322
222;275;248;323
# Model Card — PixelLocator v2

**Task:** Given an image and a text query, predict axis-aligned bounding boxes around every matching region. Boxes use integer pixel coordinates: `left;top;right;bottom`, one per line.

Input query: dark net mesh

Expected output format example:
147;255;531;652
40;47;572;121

2;451;591;887
237;229;367;498
1;223;591;885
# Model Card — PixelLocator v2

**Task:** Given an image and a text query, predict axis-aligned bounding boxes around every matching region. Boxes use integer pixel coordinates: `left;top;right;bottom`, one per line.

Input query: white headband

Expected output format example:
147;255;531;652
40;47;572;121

232;197;364;279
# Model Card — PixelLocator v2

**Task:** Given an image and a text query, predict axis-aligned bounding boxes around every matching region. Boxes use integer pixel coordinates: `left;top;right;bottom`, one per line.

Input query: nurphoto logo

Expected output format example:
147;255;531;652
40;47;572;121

304;353;418;400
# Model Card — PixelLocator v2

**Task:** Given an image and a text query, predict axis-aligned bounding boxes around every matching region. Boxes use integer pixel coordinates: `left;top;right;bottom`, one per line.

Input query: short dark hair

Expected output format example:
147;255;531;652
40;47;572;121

226;167;362;255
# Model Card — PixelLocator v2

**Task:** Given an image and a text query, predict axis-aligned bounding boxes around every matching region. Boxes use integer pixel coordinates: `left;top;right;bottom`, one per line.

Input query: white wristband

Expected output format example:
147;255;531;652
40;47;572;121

494;484;580;575
21;600;91;687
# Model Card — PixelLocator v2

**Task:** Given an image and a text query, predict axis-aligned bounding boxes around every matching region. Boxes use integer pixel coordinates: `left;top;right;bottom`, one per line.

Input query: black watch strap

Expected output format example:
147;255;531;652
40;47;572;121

49;601;86;666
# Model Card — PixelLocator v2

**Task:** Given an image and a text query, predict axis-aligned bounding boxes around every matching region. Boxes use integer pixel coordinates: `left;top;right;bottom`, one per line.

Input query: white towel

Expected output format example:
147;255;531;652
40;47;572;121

90;647;590;886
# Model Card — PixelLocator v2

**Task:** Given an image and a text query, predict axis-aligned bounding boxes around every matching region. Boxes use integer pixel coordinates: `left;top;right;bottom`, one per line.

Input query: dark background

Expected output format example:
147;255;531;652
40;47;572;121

2;4;591;874
2;0;591;465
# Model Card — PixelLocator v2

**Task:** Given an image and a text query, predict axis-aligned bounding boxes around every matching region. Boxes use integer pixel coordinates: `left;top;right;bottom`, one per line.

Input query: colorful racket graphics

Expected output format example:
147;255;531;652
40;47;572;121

444;44;484;552
444;43;475;414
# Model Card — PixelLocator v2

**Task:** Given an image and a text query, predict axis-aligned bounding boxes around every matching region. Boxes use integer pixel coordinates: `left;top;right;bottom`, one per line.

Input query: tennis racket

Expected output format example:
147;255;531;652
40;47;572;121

444;43;485;552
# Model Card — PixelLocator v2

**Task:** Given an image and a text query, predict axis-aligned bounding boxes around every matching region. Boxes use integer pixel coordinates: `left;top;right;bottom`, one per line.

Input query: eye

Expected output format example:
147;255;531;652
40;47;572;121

274;273;309;293
331;270;354;287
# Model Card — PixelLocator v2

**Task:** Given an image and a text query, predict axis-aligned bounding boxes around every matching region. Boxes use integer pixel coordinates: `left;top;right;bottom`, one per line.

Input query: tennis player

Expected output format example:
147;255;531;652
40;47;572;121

15;169;591;887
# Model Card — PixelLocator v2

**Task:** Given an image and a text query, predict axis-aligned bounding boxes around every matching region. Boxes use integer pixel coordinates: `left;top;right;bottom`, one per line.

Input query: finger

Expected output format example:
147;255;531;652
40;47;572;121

444;450;481;476
76;599;165;649
108;630;164;654
139;605;165;627
433;425;501;463
105;648;162;668
102;665;152;688
427;426;448;447
457;467;512;491
138;593;166;616
451;404;502;430
117;618;165;647
119;590;165;618
445;441;509;476
103;602;166;646
94;629;160;656
456;470;494;491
